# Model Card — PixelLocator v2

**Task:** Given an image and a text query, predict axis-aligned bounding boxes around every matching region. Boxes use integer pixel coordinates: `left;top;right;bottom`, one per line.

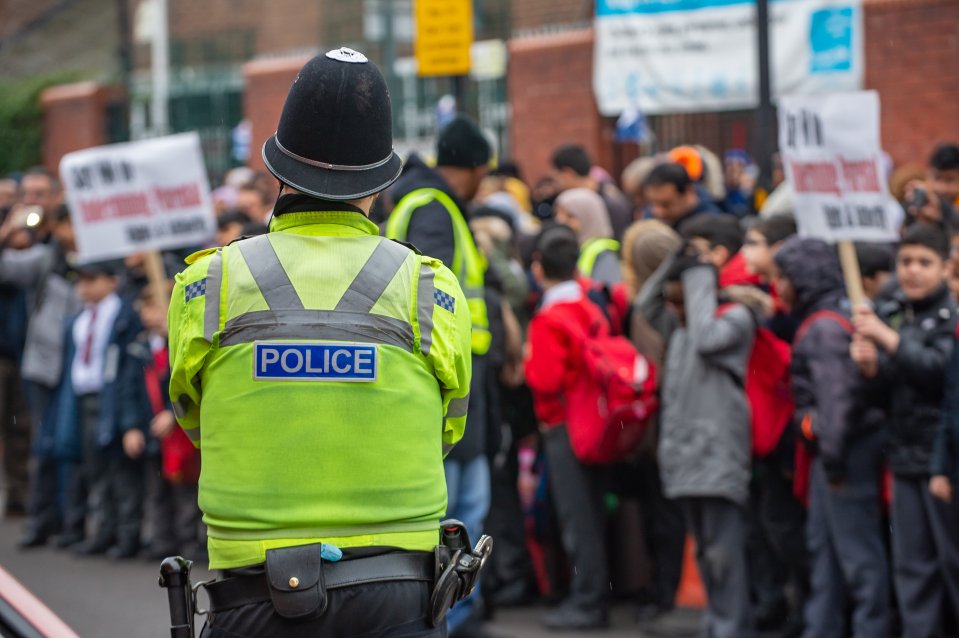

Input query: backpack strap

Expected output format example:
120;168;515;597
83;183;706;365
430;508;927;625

795;310;853;345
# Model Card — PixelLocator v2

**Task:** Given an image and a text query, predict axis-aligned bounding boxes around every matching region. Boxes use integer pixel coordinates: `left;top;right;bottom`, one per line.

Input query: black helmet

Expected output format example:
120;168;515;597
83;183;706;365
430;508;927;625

262;47;402;201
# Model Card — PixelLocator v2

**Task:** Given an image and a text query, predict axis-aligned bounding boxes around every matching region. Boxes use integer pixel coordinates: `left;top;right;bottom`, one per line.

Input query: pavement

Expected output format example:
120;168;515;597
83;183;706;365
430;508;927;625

0;516;702;637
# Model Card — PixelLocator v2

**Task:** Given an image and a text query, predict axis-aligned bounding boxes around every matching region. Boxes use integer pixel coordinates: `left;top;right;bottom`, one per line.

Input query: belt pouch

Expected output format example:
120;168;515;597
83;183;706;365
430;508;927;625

264;544;327;620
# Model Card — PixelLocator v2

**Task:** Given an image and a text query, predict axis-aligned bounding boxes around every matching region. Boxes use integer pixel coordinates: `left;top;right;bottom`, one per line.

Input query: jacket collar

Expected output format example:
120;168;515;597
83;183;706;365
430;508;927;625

268;194;378;237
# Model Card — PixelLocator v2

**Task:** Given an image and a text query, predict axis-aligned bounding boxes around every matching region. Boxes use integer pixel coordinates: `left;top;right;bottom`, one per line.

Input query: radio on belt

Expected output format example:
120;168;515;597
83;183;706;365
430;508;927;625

254;342;378;382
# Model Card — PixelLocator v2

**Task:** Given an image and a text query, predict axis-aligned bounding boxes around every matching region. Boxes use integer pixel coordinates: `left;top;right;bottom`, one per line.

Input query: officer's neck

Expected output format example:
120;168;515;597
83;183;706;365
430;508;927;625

281;187;375;217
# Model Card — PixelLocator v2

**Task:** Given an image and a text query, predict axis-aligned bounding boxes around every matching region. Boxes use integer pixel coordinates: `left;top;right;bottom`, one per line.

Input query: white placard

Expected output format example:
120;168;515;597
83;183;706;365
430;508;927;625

60;133;215;262
594;0;863;116
779;90;898;242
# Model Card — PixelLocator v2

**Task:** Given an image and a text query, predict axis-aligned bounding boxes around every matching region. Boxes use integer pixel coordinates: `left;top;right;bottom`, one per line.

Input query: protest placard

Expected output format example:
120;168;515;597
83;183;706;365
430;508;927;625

779;90;898;304
59;132;215;263
779;90;897;243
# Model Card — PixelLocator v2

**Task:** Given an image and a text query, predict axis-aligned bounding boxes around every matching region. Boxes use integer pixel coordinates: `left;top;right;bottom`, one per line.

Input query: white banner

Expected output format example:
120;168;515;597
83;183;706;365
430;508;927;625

779;91;897;242
594;0;863;116
60;133;215;262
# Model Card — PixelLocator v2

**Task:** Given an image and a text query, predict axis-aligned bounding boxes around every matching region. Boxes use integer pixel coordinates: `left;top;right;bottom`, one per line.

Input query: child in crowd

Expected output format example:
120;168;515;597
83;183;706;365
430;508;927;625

855;242;896;302
524;226;609;630
121;283;204;561
775;237;889;638
851;223;959;638
658;245;762;638
680;214;743;272
59;261;143;557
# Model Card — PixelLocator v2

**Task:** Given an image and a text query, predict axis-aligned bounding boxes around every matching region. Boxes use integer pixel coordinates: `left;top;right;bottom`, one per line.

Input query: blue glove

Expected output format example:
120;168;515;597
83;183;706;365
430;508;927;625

320;543;343;562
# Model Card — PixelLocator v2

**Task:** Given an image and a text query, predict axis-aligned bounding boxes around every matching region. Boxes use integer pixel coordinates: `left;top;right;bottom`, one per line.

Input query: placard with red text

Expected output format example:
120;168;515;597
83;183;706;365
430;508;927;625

60;132;215;262
779;90;898;242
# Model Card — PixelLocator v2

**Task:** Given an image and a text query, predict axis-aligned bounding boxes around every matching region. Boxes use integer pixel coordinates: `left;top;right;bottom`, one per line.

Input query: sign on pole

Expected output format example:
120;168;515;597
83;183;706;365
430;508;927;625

59;132;215;263
778;90;897;243
415;0;473;77
593;0;863;116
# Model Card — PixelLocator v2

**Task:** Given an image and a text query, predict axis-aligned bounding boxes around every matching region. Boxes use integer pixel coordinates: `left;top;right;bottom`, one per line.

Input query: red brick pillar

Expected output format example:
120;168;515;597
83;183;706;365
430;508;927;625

242;56;312;173
40;82;122;174
507;29;609;182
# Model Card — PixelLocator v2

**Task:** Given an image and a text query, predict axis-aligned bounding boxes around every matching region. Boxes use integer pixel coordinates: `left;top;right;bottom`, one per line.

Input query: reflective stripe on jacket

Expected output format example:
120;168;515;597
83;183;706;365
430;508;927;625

386;187;491;355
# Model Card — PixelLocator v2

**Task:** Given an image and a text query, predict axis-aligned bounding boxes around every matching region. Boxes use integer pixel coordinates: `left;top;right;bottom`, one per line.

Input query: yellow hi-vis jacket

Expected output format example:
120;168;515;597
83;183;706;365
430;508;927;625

386;188;491;356
167;209;473;569
577;237;621;278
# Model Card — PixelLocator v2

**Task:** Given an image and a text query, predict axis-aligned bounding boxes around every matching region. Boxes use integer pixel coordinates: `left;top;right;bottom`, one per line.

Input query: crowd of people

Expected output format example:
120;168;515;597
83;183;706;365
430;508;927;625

2;123;959;638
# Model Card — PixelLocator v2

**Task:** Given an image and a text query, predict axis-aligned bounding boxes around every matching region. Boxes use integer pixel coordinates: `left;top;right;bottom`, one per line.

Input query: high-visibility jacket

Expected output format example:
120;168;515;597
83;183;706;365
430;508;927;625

577;237;621;278
386;188;491;355
167;209;473;569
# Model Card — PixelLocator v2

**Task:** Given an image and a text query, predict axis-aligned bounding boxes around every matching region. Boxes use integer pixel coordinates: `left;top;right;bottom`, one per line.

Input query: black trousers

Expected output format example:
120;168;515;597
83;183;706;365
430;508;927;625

542;424;608;612
200;581;447;637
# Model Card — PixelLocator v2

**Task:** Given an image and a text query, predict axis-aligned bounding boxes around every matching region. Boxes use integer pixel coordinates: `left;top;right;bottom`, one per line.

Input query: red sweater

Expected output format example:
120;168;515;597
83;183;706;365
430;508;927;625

524;290;605;427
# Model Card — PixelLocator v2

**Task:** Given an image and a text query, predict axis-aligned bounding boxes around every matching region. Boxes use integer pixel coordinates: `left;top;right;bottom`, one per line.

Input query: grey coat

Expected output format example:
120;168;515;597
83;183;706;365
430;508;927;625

658;266;756;507
0;243;79;388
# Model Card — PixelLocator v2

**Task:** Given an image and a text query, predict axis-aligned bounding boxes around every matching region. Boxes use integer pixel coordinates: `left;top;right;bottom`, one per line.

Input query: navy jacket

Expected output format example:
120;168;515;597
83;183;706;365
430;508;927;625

44;299;142;461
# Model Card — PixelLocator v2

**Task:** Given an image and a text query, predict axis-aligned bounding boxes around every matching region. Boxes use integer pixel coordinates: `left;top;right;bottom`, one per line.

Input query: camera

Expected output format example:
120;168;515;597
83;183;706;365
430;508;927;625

12;205;44;229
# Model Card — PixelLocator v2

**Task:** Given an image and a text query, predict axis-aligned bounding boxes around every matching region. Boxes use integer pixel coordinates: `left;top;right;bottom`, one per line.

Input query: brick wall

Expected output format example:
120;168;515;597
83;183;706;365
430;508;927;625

511;0;593;33
863;0;959;166
40;82;122;173
508;29;615;183
242;56;311;173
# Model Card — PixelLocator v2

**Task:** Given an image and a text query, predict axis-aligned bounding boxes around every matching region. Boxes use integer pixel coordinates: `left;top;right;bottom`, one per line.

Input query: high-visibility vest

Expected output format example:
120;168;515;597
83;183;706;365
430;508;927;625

167;211;473;569
577;237;621;278
386;188;492;356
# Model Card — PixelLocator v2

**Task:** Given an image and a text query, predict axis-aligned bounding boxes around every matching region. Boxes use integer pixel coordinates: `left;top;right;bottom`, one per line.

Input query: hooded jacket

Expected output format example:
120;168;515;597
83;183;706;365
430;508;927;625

658;265;761;506
775;238;865;482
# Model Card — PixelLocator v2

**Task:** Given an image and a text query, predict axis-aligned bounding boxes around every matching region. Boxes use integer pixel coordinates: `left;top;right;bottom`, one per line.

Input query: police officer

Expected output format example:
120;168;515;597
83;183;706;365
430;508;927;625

167;49;474;637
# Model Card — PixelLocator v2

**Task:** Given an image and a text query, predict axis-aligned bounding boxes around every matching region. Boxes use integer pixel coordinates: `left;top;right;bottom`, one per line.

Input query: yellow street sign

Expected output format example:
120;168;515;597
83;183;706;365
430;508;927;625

414;0;473;77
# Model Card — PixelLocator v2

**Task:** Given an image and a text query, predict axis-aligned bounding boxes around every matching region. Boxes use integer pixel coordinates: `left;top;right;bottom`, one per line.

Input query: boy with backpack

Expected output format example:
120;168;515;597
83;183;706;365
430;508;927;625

775;237;889;638
524;226;614;630
658;244;763;638
851;223;959;637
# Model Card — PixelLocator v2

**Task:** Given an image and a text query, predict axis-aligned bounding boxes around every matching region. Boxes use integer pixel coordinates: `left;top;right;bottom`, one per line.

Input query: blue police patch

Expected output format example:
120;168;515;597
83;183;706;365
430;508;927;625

185;278;207;302
434;289;455;313
253;342;378;382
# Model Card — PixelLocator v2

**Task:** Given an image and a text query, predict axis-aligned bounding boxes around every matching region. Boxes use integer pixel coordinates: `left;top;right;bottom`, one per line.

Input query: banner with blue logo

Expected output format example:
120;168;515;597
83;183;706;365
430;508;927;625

594;0;863;115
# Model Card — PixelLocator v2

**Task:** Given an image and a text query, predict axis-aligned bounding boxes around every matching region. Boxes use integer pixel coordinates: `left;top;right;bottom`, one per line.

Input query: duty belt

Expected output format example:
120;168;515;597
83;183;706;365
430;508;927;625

201;551;434;615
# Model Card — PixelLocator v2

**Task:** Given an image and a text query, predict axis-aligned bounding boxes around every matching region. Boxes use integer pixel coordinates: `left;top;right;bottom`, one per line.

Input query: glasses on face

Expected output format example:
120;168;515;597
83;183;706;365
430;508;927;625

743;237;767;247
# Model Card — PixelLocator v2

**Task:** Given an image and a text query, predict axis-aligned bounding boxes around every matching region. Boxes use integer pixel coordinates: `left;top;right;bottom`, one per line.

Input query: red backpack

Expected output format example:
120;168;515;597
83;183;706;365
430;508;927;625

717;304;794;457
565;302;659;465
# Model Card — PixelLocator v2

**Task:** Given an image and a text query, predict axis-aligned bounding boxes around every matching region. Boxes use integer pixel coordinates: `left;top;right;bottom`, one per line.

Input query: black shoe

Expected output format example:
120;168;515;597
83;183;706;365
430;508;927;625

73;537;114;556
17;530;49;549
55;532;85;549
106;541;140;560
542;604;608;630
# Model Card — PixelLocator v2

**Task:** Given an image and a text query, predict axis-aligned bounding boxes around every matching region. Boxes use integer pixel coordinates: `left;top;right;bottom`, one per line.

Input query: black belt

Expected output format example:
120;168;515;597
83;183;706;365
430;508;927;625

202;553;434;613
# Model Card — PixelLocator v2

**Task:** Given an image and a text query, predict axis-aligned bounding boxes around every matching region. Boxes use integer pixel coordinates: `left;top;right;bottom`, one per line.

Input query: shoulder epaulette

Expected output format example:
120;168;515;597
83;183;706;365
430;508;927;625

184;247;219;265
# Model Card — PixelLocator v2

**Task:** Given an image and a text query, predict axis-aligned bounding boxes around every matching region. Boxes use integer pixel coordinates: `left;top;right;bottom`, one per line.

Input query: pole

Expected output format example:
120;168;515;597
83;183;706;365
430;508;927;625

381;0;397;103
838;240;865;307
143;251;170;320
452;75;465;113
116;0;133;141
151;0;170;136
755;0;774;189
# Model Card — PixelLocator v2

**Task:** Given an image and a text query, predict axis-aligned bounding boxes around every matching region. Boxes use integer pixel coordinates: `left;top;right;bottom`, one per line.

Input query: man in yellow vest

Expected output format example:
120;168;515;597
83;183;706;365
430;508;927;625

166;48;484;637
386;116;494;635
